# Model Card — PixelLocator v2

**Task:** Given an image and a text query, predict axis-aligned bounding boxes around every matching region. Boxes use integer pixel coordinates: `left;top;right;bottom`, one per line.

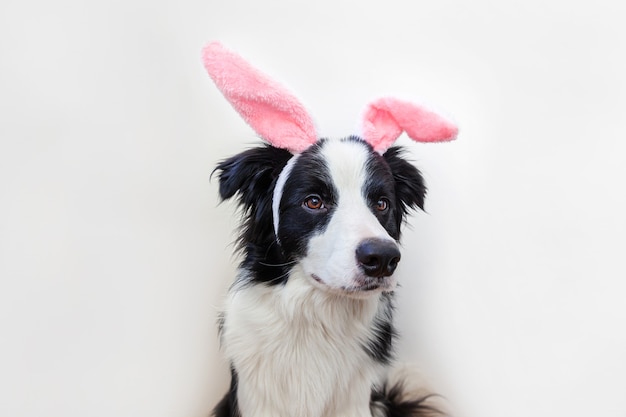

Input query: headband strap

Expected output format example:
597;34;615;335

272;154;301;239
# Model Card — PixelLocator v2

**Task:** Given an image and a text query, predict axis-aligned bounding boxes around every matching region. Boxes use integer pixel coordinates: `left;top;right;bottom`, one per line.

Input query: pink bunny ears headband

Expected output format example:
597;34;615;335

202;42;458;154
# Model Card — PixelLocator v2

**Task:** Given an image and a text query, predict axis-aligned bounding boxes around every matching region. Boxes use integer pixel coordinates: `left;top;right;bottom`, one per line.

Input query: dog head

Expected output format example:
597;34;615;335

214;138;425;296
205;42;455;297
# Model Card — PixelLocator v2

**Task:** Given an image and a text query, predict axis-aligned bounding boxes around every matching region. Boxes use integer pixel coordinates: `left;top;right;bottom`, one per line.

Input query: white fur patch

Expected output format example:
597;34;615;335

222;267;388;417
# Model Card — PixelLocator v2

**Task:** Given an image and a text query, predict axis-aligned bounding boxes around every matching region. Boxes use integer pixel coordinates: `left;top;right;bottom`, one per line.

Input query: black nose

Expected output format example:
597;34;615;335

356;238;401;278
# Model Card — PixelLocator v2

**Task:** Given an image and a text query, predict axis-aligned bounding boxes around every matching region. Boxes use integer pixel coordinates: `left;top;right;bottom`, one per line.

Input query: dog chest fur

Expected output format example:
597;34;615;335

221;267;389;417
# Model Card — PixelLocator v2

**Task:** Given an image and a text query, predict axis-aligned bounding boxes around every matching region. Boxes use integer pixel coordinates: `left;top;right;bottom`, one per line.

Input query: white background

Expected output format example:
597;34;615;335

1;1;625;416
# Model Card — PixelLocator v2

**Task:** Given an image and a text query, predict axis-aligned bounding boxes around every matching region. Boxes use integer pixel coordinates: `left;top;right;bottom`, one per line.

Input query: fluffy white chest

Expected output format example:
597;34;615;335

221;268;387;417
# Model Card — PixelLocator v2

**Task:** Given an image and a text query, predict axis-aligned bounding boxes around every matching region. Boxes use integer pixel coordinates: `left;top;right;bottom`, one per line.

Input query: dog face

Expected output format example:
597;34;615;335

214;137;426;297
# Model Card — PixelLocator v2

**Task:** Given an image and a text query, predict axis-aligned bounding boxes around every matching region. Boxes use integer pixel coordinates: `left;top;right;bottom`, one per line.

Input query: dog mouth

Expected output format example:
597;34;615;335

345;282;382;292
311;274;393;294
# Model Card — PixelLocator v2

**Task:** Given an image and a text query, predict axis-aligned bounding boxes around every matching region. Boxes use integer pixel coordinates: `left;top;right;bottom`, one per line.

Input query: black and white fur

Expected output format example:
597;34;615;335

212;137;442;417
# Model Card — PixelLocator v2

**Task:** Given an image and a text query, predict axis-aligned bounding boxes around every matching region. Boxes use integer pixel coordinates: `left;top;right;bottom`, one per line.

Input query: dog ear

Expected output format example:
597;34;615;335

383;147;427;223
213;145;293;211
214;146;293;254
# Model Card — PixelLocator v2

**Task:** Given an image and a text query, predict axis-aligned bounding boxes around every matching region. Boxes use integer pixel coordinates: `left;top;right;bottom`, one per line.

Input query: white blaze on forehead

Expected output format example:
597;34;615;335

320;140;371;198
272;154;300;238
318;140;394;242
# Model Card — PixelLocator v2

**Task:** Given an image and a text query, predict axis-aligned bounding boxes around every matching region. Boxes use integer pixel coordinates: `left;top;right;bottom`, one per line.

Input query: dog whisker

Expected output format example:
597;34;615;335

257;260;297;267
263;271;291;284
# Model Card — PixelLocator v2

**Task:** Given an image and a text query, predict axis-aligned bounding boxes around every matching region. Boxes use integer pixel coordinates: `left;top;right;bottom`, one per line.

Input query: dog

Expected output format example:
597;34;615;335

202;42;457;417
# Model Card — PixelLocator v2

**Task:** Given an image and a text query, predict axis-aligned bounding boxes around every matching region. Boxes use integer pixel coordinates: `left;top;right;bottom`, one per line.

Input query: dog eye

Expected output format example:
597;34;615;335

375;198;389;212
303;195;324;210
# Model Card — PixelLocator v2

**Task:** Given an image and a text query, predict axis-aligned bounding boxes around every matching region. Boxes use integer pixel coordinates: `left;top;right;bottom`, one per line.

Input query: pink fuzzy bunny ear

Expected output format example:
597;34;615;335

361;97;458;153
202;42;318;153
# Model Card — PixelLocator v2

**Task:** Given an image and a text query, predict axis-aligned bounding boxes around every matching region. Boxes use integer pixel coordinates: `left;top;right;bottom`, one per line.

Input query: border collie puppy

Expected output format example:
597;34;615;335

202;42;457;417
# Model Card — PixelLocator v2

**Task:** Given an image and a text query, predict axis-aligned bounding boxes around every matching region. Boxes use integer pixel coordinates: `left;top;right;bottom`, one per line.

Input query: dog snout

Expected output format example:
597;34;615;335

356;238;401;278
